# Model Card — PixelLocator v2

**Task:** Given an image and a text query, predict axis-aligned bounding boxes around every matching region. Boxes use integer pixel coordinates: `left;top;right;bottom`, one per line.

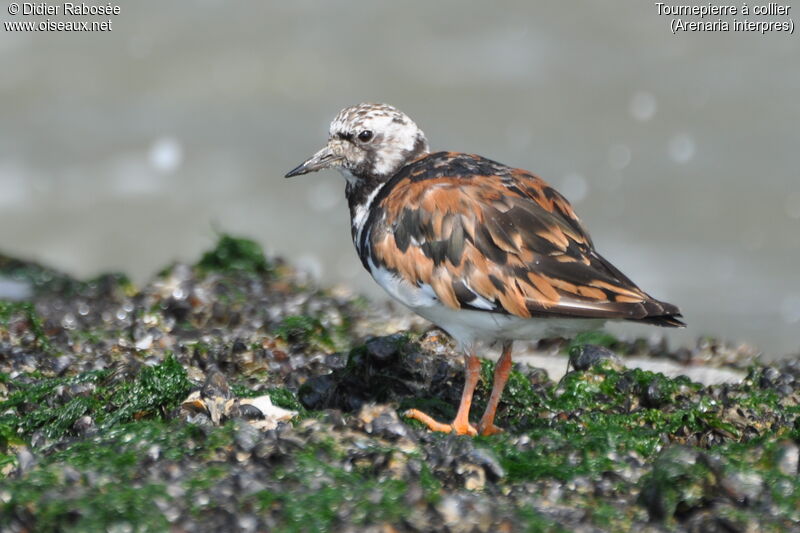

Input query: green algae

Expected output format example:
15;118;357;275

230;383;306;415
3;408;446;532
637;437;800;529
247;438;452;532
274;313;352;353
56;272;135;300
516;507;568;533
0;355;190;445
479;360;759;482
196;234;272;276
265;387;305;413
0;370;107;442
466;355;800;529
0;254;133;300
0;300;52;352
275;315;335;350
104;354;191;427
255;445;410;532
0;254;62;291
2;239;800;531
1;420;235;532
3;346;796;532
567;330;619;351
4;467;170;533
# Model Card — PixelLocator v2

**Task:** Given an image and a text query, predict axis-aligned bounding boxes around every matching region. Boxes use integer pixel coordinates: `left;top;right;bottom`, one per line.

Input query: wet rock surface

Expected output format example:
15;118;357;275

1;235;799;532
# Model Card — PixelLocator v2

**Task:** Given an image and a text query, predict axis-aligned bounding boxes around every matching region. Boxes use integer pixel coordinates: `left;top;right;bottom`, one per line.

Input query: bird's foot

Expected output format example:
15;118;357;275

477;422;504;436
403;408;477;436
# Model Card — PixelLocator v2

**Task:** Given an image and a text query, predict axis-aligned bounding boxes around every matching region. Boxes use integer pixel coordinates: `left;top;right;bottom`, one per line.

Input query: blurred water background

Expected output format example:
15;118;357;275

1;2;798;358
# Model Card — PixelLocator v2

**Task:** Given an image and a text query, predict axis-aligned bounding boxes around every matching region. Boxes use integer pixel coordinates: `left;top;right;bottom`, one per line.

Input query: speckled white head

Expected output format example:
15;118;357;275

285;103;430;184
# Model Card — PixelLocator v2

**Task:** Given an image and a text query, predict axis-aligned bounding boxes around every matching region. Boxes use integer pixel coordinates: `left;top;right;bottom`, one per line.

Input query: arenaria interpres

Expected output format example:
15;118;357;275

286;103;684;436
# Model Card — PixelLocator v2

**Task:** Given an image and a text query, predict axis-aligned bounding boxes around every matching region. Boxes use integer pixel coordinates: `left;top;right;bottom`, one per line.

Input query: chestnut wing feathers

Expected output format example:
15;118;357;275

366;152;684;326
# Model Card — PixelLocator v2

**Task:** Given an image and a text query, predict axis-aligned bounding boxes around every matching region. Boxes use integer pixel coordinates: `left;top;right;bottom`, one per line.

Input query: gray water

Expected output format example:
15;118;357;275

1;2;798;358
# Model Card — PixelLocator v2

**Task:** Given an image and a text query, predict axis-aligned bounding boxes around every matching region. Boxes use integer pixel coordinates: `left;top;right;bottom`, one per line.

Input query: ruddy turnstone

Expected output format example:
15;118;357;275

286;103;684;436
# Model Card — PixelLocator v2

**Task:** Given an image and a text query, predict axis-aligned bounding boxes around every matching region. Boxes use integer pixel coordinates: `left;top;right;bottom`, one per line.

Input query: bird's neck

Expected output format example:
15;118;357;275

346;171;382;208
345;174;389;244
345;146;430;249
344;134;429;212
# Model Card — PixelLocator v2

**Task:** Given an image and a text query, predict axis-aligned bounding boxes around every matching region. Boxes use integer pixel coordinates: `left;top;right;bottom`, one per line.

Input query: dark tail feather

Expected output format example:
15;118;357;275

631;297;685;328
632;314;686;328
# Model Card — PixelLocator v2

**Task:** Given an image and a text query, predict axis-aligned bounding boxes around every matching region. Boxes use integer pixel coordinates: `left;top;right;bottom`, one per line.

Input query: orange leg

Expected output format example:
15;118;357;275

477;341;513;436
404;352;480;436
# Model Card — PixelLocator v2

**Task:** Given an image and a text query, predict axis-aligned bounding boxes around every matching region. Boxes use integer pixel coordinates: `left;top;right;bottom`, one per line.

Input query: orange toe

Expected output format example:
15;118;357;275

403;408;477;436
477;422;504;436
451;417;478;437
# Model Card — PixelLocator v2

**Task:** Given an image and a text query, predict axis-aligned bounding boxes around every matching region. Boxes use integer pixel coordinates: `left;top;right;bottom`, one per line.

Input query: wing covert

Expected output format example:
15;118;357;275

366;152;683;324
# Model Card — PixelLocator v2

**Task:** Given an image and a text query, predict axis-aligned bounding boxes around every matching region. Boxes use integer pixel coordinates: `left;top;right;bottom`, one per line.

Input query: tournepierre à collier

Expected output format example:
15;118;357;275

286;103;684;437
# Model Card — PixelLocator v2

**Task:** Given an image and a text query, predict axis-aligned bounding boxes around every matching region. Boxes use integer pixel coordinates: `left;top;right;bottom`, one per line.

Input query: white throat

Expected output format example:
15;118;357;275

351;181;387;249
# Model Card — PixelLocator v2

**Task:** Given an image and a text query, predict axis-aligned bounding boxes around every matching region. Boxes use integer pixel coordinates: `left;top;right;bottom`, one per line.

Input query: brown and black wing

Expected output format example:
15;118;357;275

363;152;684;326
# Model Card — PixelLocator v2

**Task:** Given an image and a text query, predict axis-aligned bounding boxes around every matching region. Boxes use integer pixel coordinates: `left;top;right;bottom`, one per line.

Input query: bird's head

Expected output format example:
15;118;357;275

285;103;430;183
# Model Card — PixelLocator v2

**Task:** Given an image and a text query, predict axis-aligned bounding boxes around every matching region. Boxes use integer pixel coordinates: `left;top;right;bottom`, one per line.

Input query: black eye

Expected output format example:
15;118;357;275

357;130;374;143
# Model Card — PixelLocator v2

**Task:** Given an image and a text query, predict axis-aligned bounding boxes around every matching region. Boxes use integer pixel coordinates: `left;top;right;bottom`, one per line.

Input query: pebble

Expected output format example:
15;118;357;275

233;420;261;453
642;380;668;408
51;355;73;375
15;447;35;474
568;344;622;371
357;404;415;442
466;447;505;481
776;440;799;476
72;415;96;436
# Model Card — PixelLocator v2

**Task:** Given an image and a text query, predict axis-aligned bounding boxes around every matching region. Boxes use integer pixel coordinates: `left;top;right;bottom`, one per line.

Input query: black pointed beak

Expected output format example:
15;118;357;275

285;145;341;178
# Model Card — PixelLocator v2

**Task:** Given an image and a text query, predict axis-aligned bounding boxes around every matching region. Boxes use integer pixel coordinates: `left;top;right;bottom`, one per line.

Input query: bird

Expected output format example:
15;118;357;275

286;102;684;436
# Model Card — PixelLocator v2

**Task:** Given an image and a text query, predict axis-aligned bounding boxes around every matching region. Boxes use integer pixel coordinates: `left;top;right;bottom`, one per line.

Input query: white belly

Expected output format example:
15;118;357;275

368;262;603;349
413;303;603;350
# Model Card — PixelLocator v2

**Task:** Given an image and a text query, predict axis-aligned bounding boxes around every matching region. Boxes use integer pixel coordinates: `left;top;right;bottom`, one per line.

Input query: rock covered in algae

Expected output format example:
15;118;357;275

0;235;799;532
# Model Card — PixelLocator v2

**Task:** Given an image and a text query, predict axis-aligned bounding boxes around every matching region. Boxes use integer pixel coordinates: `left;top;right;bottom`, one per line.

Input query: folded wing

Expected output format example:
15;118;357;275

366;152;684;327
